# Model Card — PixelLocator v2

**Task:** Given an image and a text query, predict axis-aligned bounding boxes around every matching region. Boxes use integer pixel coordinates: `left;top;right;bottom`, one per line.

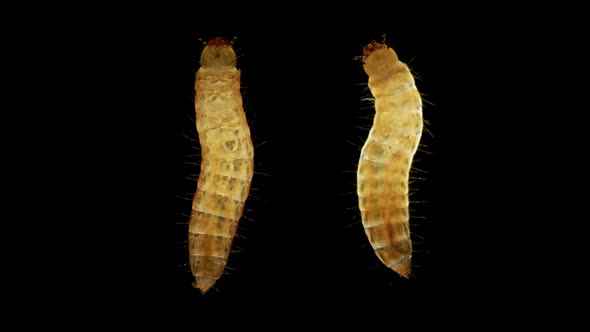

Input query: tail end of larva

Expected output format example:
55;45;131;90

195;277;217;294
390;256;411;279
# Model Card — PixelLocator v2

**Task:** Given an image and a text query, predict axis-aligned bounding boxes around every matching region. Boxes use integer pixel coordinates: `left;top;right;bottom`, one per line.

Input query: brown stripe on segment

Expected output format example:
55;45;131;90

363;209;410;240
359;193;409;208
189;211;238;238
384;222;395;252
360;205;408;225
192;189;245;220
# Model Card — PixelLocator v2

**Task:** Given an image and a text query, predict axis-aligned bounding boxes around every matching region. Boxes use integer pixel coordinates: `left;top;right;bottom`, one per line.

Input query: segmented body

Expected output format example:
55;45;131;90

357;42;423;278
189;37;254;293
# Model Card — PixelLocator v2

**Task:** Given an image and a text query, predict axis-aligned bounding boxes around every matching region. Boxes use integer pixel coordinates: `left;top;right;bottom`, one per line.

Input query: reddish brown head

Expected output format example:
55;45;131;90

363;42;388;63
200;37;237;67
207;37;231;48
362;41;399;77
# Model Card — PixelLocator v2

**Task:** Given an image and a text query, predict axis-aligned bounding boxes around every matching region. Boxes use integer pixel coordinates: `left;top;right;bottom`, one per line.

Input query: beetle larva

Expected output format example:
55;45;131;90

357;41;423;278
189;37;254;294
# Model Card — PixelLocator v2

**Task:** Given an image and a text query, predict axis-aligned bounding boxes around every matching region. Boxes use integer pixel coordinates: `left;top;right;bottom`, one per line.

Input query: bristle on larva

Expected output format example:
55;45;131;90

357;41;423;279
190;37;254;294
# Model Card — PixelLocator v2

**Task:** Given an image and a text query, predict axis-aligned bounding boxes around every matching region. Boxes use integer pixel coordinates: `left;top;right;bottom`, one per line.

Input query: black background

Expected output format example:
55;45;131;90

2;3;589;329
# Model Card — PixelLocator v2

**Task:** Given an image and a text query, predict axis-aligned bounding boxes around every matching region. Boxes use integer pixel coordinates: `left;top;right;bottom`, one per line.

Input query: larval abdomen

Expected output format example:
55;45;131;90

357;41;423;278
189;37;254;294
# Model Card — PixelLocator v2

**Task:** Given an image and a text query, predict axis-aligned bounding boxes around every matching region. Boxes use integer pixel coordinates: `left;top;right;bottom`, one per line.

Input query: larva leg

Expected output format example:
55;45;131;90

189;37;254;294
357;41;423;278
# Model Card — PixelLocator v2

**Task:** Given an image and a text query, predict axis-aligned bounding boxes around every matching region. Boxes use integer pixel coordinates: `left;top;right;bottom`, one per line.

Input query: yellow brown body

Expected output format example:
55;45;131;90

190;38;254;293
357;42;423;278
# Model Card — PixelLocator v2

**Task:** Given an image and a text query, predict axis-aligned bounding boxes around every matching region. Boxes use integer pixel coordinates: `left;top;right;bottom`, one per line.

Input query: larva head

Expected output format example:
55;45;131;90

362;42;399;77
200;37;237;67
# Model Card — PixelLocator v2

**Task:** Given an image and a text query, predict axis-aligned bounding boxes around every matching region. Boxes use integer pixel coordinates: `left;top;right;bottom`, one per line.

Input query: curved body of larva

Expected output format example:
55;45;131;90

357;42;423;278
189;37;254;294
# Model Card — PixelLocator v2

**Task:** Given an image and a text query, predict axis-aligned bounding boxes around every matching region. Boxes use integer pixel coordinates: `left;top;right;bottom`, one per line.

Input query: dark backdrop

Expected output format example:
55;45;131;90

1;3;588;329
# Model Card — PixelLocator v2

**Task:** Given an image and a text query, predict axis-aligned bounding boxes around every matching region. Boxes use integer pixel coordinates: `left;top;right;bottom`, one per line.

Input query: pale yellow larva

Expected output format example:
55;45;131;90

189;37;254;294
357;41;423;278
